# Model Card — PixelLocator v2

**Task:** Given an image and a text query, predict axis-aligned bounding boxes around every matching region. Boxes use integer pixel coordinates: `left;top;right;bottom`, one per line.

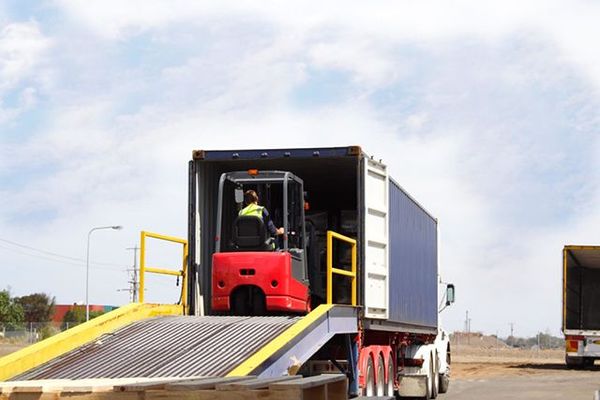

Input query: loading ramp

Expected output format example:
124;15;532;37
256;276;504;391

1;304;358;382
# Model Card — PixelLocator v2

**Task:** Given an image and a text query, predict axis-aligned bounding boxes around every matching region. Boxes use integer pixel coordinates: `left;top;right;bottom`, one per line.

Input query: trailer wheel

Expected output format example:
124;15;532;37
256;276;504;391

566;355;584;369
376;354;385;396
438;372;450;394
438;344;450;394
422;353;435;399
364;355;376;396
430;352;438;399
385;352;394;396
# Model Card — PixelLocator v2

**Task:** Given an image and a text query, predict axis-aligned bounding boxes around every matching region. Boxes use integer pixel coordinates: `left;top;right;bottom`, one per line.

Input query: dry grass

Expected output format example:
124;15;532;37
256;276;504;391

453;344;564;364
449;335;590;379
0;343;26;357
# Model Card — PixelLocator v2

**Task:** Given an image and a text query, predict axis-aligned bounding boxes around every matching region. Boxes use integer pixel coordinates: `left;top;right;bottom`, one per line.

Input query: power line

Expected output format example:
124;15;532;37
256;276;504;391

0;236;126;268
0;242;124;272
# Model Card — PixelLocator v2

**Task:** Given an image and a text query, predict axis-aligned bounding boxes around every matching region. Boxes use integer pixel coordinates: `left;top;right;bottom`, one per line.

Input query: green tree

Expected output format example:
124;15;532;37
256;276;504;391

0;289;24;329
61;307;104;329
15;293;56;325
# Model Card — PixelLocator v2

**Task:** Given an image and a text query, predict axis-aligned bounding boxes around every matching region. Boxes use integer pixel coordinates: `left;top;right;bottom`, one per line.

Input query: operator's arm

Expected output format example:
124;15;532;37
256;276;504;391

262;208;282;235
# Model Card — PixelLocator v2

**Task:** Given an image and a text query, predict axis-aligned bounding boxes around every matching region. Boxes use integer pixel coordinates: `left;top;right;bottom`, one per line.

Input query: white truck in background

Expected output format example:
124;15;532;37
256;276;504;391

563;245;600;368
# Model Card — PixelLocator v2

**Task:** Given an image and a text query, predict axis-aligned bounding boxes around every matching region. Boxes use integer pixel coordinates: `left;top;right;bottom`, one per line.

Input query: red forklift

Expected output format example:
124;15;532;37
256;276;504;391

211;170;312;315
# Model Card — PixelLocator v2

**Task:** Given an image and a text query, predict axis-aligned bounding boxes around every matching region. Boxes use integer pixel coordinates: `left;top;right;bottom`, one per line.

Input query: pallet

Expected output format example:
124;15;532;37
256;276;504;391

0;374;347;400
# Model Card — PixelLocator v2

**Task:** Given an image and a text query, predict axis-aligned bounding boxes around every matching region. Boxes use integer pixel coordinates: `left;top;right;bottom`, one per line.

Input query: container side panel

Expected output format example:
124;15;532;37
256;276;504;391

363;158;389;319
387;180;438;329
565;247;600;331
197;162;220;314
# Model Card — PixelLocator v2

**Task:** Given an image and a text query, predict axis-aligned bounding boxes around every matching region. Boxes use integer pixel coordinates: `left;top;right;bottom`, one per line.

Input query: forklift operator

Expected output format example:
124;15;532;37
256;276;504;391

239;190;284;236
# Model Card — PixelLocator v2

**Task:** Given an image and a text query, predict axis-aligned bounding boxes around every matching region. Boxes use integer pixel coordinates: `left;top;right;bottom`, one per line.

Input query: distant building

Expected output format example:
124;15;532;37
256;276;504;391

52;304;118;323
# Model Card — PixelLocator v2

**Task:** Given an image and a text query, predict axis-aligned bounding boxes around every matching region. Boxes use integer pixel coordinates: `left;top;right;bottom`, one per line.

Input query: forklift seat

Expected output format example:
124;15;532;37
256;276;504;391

232;216;274;251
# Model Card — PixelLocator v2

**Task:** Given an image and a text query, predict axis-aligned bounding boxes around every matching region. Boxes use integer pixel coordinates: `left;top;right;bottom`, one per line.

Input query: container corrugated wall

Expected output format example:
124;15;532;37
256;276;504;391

387;179;438;330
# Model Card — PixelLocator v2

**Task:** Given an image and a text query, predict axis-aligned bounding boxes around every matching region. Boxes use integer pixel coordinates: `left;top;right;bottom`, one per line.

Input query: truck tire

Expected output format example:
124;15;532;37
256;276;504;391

430;352;438;399
439;343;450;394
364;356;376;396
376;354;385;396
566;355;584;369
423;356;433;399
438;372;450;394
385;353;395;396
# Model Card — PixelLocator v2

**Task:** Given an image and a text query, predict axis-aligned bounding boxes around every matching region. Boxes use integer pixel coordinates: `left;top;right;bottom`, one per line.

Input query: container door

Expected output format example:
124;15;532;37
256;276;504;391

363;157;389;319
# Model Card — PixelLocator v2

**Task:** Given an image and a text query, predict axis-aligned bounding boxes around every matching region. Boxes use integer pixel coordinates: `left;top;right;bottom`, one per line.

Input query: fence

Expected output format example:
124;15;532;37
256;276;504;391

0;322;83;345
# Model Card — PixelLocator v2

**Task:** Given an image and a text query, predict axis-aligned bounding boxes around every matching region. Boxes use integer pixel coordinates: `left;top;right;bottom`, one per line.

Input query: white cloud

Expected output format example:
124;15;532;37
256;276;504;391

0;1;598;337
53;1;600;89
0;21;51;124
307;39;396;86
0;21;50;91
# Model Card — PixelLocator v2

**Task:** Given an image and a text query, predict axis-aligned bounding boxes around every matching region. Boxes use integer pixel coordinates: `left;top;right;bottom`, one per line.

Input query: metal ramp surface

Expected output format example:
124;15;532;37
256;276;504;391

0;303;183;382
14;315;299;380
10;304;359;381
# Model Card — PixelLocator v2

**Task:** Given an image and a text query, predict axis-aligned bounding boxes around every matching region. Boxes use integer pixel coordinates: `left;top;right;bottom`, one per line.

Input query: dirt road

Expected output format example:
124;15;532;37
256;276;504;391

445;344;599;399
0;343;25;357
446;364;599;400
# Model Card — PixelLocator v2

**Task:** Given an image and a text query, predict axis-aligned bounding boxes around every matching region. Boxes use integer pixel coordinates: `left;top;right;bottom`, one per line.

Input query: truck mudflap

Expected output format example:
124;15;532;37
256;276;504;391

397;375;427;397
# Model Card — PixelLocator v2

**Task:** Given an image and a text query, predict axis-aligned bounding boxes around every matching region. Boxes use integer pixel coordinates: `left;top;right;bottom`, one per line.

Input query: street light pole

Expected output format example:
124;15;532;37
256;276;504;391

86;225;123;321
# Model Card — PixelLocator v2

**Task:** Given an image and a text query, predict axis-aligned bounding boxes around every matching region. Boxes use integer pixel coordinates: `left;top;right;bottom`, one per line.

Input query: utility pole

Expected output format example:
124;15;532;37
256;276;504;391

126;246;140;302
495;329;499;357
465;310;471;344
509;322;514;346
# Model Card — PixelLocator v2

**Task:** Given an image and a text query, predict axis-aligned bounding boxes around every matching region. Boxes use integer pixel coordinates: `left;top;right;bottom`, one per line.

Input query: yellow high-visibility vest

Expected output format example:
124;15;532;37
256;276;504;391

239;203;264;219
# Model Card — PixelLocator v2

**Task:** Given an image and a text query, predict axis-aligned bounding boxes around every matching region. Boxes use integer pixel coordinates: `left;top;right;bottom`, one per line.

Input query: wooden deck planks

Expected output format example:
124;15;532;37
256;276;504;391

1;374;348;400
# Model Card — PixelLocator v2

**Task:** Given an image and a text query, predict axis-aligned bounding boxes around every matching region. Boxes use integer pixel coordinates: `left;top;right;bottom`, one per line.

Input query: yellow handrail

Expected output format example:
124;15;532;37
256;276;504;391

139;231;188;312
326;230;357;305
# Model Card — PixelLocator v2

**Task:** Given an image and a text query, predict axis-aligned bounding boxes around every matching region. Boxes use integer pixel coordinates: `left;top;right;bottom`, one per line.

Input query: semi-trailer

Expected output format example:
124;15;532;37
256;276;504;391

563;245;600;368
1;145;454;399
188;145;455;397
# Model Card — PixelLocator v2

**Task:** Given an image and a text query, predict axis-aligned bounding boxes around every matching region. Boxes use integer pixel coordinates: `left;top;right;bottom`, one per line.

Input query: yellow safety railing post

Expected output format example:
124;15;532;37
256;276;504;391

182;242;189;314
326;230;357;306
327;232;333;304
140;231;146;303
138;230;188;311
351;237;357;305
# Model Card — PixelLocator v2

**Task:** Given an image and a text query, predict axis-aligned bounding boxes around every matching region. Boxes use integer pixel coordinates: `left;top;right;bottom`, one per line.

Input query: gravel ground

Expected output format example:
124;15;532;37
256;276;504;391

444;340;599;400
0;343;26;357
445;366;600;400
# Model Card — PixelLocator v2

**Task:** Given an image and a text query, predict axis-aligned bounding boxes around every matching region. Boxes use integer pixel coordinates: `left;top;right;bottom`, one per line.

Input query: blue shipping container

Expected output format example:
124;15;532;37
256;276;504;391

387;179;438;330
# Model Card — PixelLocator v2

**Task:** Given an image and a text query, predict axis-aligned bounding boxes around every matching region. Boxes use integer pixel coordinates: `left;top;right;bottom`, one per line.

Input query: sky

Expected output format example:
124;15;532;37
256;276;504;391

0;0;599;337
